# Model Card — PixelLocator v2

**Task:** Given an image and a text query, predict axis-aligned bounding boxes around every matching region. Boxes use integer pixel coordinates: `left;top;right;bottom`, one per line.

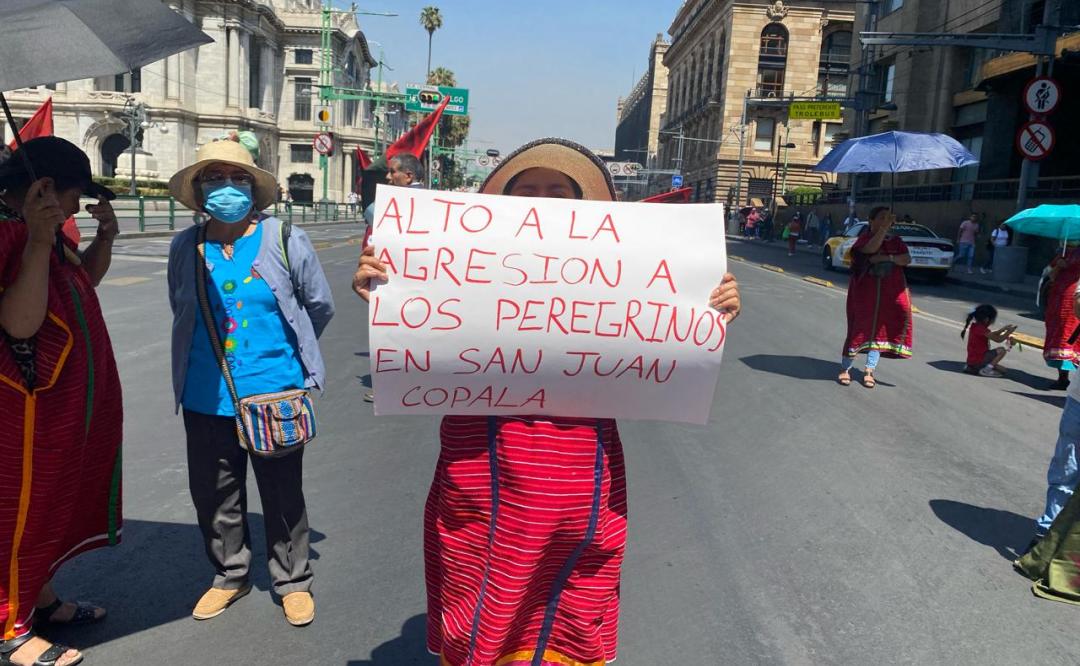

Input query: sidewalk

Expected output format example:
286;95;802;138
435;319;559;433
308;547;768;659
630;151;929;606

726;234;1039;299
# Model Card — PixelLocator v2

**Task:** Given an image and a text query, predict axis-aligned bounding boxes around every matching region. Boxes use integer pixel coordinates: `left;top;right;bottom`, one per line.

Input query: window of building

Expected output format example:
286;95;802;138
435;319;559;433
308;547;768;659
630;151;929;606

757;25;788;97
883;63;896;102
818;30;851;97
114;68;141;93
295;49;314;65
291;144;313;163
754;117;776;151
882;0;903;15
249;38;262;109
1025;1;1046;33
294;77;312;121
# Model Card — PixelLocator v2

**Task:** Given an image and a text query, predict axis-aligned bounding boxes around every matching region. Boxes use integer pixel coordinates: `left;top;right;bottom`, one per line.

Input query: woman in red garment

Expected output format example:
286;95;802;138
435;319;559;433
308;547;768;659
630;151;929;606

0;138;123;666
838;206;914;388
1042;245;1080;390
354;139;741;665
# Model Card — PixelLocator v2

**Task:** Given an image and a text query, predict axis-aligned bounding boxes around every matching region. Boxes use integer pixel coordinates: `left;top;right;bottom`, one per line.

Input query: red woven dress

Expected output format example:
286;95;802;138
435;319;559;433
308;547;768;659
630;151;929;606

425;415;627;666
0;220;123;641
1043;249;1080;368
842;233;914;360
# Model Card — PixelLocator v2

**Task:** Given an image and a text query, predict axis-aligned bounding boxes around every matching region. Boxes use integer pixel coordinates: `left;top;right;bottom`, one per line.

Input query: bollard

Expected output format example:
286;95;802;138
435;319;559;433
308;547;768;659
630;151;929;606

168;198;176;230
138;197;145;232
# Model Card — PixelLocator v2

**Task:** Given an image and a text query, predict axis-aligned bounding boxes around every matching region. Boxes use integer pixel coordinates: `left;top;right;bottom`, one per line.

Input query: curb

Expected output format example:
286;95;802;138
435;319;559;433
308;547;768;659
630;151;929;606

943;275;1038;299
761;264;785;273
802;276;834;288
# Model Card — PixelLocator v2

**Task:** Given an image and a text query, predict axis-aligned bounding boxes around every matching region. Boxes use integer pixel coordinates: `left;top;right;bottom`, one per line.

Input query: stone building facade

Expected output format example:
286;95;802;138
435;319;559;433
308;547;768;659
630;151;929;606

841;0;1080;190
614;35;670;197
658;0;855;204
0;0;408;203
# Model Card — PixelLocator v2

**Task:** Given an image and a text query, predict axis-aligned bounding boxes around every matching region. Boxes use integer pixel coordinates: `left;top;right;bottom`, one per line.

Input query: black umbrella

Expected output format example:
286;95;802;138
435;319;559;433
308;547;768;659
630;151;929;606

0;0;212;259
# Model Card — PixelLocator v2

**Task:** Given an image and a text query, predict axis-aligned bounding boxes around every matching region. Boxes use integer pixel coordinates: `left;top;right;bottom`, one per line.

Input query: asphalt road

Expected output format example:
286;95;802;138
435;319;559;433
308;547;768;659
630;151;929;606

44;229;1074;665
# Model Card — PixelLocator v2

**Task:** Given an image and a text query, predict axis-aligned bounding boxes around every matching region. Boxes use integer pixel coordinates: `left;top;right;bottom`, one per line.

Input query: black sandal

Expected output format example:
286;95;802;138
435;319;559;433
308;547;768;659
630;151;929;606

34;599;104;628
0;632;82;666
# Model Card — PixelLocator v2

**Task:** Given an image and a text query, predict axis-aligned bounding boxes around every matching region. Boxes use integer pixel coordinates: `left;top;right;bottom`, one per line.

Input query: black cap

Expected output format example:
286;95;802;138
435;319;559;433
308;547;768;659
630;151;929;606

0;136;116;201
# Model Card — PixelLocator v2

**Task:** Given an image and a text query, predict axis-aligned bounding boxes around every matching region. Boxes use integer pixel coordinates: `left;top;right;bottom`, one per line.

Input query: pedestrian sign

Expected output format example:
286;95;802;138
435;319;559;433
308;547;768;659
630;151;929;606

405;85;469;116
313;132;334;156
789;101;842;120
1024;77;1061;116
1016;121;1054;161
672;174;684;188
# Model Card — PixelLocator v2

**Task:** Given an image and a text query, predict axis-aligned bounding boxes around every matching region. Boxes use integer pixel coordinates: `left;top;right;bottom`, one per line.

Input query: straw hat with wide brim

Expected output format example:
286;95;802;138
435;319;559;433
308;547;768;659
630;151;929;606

481;138;616;202
168;139;278;212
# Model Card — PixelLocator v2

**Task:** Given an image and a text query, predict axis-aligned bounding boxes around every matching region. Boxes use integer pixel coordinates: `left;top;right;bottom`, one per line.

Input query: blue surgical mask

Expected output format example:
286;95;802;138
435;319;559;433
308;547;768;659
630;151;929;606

201;179;254;223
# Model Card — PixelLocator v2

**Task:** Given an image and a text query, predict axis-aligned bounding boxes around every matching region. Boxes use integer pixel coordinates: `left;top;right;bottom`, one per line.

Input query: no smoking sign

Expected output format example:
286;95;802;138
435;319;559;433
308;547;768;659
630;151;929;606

1016;121;1055;161
313;133;334;156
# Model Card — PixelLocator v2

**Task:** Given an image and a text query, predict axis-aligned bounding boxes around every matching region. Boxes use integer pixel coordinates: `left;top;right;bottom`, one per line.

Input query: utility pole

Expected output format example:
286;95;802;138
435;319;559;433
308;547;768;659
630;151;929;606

674;125;685;176
780;125;794;194
734;90;749;208
1017;0;1058;210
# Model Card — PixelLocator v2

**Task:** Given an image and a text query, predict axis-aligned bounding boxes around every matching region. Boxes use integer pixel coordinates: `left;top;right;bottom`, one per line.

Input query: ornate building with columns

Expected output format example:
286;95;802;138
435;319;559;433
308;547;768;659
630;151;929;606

658;0;855;205
0;0;407;203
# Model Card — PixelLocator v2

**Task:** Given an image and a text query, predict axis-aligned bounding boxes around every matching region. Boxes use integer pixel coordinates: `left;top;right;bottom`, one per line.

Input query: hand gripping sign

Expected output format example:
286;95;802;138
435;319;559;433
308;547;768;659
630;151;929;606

367;185;729;424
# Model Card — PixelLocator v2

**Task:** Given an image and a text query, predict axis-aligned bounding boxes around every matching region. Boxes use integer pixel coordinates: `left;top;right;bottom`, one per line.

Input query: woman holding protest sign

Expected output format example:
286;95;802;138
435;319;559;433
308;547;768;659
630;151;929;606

838;206;913;388
355;138;740;666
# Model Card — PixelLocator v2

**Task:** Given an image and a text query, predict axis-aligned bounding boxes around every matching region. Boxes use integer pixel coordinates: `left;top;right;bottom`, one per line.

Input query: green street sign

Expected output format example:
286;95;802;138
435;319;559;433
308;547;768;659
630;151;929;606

789;101;842;120
405;85;469;116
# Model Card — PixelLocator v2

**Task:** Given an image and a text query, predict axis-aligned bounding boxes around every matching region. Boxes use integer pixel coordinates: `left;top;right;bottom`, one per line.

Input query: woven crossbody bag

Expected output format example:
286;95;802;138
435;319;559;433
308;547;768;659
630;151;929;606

195;224;316;457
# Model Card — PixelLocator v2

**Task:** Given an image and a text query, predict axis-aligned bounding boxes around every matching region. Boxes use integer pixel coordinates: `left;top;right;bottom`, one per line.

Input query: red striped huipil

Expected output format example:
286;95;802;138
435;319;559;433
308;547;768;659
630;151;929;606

425;415;627;666
0;220;123;640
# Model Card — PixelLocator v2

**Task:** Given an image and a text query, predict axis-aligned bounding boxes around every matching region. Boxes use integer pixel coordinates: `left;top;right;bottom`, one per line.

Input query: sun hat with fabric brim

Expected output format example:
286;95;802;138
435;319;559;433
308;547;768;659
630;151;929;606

481;138;616;202
168;139;278;212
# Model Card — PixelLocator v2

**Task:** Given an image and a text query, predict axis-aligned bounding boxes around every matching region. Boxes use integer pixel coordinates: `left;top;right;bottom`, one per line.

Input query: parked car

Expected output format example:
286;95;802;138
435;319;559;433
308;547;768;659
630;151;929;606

822;222;955;281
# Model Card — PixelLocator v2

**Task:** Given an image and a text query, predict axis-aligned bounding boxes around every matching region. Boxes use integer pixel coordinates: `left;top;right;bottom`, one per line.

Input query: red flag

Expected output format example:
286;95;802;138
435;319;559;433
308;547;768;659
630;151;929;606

356;146;372;170
641;187;692;203
7;98;53;150
386;96;450;159
6;99;80;244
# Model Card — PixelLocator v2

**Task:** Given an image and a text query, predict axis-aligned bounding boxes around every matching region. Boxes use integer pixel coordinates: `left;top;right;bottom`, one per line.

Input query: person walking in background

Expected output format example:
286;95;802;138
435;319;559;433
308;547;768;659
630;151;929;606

786;212;802;256
961;304;1016;377
744;208;759;239
843;211;860;234
806;208;820;246
0;137;123;666
346;190;359;217
838;206;913;388
821;212;833;244
1042;242;1080;390
981;221;1010;274
954;213;979;274
167;139;335;628
761;209;775;242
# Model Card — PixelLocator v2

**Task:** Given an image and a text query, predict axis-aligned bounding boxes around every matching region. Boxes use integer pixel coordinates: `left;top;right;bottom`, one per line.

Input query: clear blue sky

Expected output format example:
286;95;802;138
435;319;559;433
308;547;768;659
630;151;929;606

345;1;682;154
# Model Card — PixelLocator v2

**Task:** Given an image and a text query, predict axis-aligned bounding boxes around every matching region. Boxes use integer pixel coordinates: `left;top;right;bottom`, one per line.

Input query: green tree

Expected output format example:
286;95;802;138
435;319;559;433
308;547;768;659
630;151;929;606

426;66;470;149
419;6;443;79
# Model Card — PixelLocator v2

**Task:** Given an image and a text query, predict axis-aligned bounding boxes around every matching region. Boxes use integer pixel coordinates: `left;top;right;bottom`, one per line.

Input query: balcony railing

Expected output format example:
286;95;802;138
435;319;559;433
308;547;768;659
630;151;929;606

786;175;1080;206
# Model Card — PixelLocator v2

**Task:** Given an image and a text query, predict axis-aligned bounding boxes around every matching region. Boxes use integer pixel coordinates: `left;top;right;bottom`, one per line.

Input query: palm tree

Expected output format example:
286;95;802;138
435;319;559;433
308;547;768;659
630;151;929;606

419;6;443;79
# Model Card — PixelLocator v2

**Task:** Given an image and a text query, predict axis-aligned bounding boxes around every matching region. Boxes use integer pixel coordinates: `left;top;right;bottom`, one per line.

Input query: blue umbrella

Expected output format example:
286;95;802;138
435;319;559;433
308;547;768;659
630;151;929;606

814;131;978;206
1005;204;1080;241
814;131;979;174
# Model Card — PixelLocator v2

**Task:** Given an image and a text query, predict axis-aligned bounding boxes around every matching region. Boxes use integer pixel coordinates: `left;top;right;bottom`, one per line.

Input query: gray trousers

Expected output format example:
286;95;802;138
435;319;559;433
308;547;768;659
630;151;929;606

183;409;313;596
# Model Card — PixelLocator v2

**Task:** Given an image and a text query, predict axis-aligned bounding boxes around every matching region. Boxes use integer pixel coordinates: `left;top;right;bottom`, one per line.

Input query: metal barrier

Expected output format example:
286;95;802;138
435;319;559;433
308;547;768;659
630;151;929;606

102;196;362;233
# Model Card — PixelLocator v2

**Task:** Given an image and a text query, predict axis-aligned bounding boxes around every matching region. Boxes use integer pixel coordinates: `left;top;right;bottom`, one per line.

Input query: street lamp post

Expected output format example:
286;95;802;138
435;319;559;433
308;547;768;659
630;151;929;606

772;139;796;214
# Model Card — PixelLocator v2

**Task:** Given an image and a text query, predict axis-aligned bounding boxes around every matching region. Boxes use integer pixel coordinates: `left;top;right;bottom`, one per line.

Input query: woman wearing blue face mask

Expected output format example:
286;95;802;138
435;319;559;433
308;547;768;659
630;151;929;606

166;140;335;627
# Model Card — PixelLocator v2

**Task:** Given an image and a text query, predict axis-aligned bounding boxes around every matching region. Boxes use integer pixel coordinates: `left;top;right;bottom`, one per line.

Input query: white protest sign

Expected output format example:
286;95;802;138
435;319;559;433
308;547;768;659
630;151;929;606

367;184;728;424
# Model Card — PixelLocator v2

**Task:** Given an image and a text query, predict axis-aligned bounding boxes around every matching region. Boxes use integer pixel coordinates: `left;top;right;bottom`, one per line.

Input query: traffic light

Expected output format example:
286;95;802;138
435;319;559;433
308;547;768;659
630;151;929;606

419;90;442;105
316;107;332;124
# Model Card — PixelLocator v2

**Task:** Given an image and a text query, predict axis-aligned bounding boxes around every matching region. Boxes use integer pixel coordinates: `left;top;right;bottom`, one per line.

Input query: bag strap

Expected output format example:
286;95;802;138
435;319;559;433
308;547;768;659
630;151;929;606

194;225;248;442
